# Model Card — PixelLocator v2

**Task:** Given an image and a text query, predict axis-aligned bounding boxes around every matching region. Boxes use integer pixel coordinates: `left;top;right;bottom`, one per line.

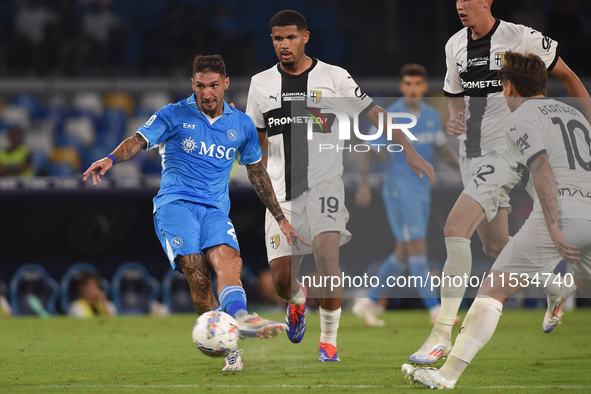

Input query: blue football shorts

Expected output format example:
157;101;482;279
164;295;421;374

153;200;240;271
382;184;430;242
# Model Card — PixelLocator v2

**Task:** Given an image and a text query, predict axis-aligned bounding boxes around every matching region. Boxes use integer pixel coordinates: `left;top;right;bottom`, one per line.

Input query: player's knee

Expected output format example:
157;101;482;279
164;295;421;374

271;268;290;288
444;220;464;238
482;240;506;258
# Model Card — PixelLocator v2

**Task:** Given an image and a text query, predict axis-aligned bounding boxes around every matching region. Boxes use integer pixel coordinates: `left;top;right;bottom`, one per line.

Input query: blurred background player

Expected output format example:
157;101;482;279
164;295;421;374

403;51;591;390
68;271;116;318
246;10;434;362
83;54;307;371
0;126;34;177
410;0;591;366
353;64;460;327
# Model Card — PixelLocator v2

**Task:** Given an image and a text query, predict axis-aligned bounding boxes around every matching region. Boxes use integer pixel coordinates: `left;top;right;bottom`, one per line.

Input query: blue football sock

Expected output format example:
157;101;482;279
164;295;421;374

408;254;439;310
367;253;406;302
219;285;248;317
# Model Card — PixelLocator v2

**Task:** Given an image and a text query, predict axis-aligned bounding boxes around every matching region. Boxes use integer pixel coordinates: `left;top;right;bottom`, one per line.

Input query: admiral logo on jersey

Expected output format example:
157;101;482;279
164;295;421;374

282;92;306;101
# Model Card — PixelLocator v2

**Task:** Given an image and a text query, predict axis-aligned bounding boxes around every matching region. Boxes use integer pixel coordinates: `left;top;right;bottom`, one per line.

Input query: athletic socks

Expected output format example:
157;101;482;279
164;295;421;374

287;282;306;306
441;296;503;381
435;237;471;333
408;254;439;310
219;285;248;317
367;253;406;302
319;307;341;346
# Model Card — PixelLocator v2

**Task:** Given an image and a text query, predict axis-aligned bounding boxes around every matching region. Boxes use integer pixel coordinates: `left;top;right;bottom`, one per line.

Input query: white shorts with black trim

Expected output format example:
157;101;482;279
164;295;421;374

264;176;351;261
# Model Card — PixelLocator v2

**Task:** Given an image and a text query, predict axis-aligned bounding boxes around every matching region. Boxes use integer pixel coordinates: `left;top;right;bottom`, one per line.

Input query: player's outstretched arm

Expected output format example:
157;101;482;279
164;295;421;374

245;161;310;249
82;133;147;185
550;58;591;123
363;106;435;182
530;153;579;264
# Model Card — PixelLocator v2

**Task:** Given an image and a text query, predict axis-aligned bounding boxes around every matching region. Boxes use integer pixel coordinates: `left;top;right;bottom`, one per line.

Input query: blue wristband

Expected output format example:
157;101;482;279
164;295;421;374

107;154;116;164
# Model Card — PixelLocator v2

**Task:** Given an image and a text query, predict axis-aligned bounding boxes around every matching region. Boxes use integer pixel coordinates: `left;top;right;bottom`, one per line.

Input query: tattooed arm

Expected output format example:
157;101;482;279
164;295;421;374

246;160;310;248
530;153;579;263
246;160;286;222
83;133;148;185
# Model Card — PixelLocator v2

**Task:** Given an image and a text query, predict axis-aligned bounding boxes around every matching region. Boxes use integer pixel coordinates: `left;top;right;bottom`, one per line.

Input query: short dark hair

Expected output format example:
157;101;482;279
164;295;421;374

498;51;547;97
400;63;427;79
192;55;226;78
75;272;100;292
269;10;307;32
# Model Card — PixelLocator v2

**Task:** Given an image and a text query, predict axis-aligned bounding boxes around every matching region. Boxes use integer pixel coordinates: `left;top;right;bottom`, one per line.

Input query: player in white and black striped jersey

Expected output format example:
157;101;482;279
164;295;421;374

246;10;435;362
403;51;591;390
409;0;591;366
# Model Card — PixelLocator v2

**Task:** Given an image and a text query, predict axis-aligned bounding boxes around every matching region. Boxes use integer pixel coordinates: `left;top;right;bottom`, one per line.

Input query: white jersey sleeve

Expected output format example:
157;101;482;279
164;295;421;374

246;78;266;130
335;67;374;114
506;112;546;169
443;35;464;96
522;27;560;70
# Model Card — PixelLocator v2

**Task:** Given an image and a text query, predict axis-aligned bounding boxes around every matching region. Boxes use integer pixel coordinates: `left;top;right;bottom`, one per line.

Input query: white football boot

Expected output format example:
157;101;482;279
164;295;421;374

222;349;244;371
352;298;385;327
402;364;456;389
543;284;576;333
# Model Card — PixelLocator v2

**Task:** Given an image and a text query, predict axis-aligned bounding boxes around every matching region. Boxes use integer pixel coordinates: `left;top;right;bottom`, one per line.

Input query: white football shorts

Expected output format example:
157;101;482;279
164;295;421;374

264;176;351;261
460;149;520;222
492;213;591;280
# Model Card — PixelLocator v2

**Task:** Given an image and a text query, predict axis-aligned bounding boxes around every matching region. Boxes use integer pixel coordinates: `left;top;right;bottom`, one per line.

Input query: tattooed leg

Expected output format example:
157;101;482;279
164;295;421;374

177;253;219;314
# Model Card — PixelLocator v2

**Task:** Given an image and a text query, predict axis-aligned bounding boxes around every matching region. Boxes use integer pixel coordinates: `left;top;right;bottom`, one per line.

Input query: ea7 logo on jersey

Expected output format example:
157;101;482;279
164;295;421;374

516;132;531;155
270;235;280;249
183;123;195;129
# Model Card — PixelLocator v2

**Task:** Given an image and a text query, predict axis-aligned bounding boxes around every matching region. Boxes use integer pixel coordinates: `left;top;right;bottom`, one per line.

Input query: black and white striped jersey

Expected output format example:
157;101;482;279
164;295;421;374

444;19;560;158
246;58;374;202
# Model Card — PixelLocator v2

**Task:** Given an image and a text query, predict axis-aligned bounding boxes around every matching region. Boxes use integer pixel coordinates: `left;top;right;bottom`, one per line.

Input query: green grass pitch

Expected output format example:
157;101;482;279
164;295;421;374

1;309;590;393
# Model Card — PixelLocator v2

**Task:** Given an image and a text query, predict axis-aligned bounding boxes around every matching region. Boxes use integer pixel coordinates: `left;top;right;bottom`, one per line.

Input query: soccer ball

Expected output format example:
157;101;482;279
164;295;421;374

192;311;240;357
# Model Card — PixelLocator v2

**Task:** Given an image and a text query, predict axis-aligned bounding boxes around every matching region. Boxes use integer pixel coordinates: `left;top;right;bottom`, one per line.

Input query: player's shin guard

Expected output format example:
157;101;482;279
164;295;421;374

219;285;248;317
437;237;471;332
444;296;503;376
319;307;341;347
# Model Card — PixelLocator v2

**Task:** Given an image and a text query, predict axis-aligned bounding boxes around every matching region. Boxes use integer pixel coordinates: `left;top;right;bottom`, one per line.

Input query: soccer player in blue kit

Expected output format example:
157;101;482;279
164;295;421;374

353;64;460;327
83;55;309;371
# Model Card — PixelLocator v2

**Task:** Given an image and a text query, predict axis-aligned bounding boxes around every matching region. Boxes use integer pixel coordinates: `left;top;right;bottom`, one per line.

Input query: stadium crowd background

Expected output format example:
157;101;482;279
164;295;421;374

0;0;589;315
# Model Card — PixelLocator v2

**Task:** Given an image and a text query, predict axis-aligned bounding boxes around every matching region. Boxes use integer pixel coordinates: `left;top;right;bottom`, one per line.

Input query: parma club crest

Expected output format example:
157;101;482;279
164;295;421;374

270;234;280;249
310;90;322;104
494;52;506;67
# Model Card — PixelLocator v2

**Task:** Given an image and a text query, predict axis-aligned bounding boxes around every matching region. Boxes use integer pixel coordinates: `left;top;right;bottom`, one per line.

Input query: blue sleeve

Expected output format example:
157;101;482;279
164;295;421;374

237;116;263;165
136;106;173;149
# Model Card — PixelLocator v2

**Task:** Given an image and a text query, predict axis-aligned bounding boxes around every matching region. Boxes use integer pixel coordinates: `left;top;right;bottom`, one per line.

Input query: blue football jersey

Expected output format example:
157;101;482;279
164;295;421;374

137;95;262;214
371;100;446;197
